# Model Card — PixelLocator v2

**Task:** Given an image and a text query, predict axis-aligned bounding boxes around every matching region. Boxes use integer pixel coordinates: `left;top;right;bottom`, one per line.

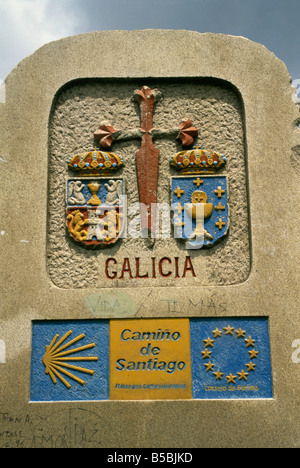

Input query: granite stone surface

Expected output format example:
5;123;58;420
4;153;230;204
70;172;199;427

0;30;299;448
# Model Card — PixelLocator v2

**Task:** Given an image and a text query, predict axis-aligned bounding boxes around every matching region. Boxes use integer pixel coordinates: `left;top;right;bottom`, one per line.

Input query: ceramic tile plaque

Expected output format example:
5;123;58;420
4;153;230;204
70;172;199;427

190;318;273;399
30;318;272;401
109;319;192;400
30;320;110;402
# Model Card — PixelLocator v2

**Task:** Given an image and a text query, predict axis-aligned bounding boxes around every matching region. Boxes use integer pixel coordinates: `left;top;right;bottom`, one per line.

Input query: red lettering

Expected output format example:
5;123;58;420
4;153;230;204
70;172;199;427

182;256;196;277
174;257;180;278
159;257;172;277
104;256;197;280
105;258;117;279
120;257;133;279
135;258;149;278
151;257;156;278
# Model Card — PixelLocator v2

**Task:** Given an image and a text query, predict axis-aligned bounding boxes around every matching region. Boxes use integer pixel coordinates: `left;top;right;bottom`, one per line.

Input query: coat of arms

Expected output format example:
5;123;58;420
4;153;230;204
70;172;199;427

170;145;229;248
66;149;124;247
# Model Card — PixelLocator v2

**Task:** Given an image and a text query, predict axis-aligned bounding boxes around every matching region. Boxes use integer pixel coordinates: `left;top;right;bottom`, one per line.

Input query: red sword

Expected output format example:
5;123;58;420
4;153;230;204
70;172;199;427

94;86;198;234
135;86;160;232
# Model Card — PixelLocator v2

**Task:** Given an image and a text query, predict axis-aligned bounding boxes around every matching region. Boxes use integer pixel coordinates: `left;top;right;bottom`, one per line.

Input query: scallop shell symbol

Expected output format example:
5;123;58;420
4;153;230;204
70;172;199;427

42;330;98;389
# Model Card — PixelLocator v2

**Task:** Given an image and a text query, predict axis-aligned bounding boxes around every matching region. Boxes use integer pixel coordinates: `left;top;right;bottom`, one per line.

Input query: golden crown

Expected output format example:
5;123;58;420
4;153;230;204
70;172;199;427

170;144;227;174
67;147;124;176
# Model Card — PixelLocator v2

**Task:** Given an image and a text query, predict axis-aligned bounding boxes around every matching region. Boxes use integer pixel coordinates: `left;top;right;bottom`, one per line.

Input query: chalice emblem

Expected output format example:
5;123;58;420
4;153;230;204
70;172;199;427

87;181;101;206
185;190;214;241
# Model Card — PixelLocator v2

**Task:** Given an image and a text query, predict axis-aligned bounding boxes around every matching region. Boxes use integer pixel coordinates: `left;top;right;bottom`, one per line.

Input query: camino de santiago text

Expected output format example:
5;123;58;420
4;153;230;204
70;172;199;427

115;328;186;373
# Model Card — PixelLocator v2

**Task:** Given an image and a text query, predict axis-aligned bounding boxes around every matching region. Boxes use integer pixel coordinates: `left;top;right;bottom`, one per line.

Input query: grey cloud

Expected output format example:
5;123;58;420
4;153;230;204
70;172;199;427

0;0;299;80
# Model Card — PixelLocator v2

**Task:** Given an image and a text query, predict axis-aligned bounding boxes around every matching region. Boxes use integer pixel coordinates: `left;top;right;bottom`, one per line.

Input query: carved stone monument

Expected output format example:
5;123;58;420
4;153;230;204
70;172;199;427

0;30;299;448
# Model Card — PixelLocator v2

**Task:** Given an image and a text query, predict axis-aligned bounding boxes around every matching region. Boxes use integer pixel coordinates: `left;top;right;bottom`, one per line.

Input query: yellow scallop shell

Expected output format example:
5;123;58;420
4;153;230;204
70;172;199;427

42;330;98;389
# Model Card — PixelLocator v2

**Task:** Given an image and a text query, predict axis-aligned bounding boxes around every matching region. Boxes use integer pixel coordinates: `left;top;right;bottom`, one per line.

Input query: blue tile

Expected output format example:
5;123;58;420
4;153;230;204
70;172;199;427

190;317;273;399
30;320;109;401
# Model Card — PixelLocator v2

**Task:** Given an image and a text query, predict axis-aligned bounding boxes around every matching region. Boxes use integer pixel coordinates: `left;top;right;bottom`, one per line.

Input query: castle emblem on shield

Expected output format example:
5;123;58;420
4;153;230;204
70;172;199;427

170;145;229;248
66;148;125;247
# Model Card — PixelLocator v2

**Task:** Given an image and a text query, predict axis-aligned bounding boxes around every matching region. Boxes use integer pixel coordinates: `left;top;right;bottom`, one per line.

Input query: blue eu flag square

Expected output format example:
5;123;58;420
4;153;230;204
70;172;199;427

190;318;273;399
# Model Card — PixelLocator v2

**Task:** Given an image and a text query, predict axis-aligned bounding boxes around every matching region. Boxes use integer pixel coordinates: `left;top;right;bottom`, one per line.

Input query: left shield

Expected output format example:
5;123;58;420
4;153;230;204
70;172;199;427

66;178;124;247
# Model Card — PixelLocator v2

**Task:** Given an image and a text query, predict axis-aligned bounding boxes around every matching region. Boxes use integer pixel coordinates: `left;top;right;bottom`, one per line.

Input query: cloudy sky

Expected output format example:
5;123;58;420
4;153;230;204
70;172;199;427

0;0;299;83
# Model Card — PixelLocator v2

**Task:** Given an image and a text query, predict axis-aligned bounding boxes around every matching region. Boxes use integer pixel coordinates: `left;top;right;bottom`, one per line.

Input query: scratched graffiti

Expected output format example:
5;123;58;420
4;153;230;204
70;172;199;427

0;409;120;448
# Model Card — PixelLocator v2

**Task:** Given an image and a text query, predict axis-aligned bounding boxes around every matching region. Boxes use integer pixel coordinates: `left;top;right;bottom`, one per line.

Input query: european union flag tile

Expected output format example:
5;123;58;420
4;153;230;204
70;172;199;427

30;320;109;402
190;318;273;399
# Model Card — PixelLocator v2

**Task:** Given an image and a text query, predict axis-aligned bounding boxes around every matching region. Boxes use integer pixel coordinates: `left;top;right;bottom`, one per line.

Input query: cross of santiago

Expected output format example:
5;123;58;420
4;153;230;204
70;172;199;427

94;86;198;234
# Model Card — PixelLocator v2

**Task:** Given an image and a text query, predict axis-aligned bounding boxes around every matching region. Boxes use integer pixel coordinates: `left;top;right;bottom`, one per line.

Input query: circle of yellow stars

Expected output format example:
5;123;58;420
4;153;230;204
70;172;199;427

201;325;258;384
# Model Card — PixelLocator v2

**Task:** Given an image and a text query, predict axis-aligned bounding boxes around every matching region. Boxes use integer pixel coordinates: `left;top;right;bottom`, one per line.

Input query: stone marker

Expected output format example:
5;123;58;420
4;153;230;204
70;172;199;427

0;30;299;448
